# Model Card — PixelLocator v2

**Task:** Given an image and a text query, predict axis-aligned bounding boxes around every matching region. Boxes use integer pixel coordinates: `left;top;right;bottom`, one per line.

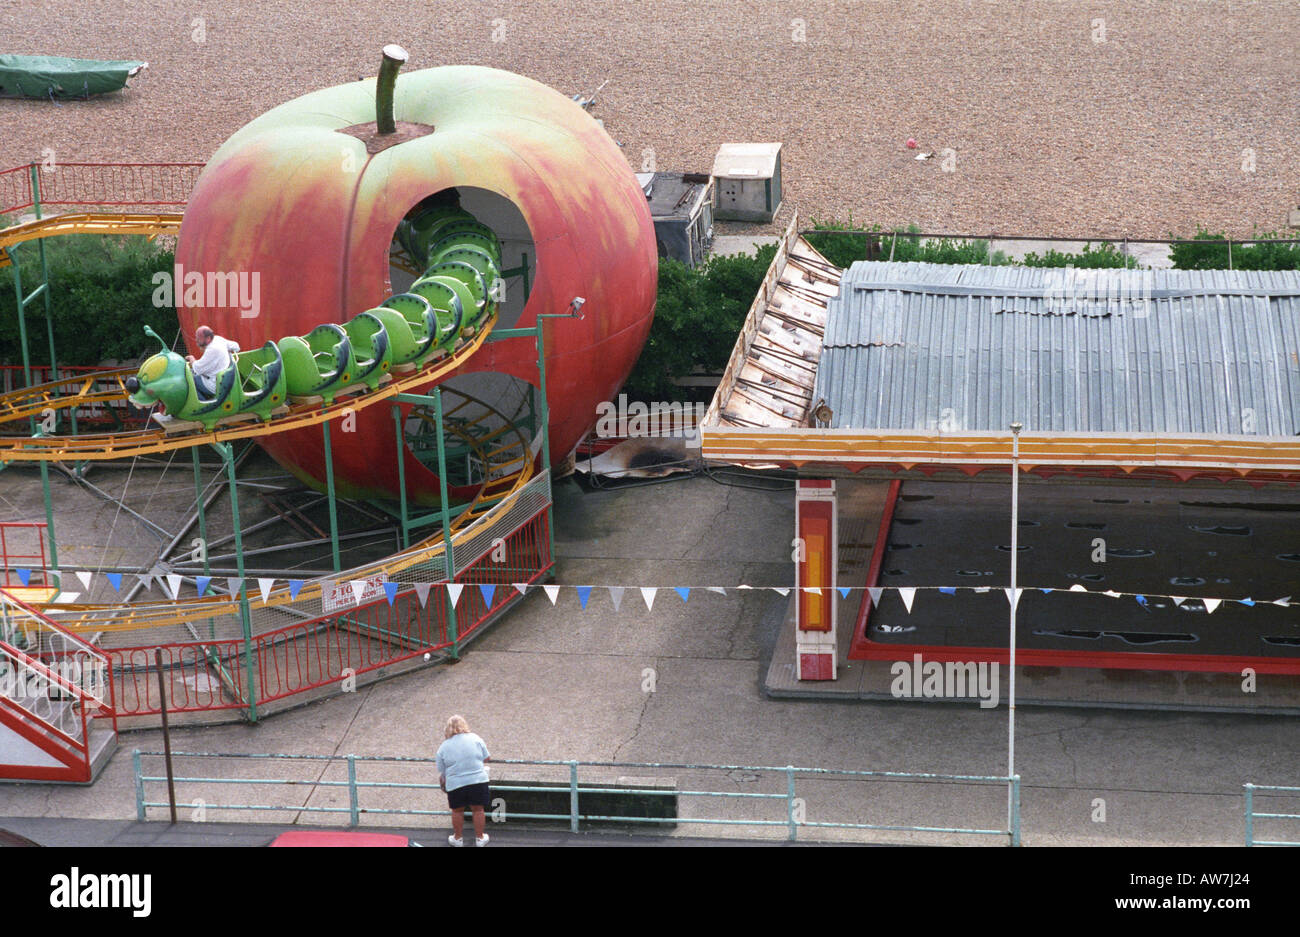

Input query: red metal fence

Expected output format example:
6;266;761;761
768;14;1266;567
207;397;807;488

106;508;553;718
0;522;49;588
1;162;203;217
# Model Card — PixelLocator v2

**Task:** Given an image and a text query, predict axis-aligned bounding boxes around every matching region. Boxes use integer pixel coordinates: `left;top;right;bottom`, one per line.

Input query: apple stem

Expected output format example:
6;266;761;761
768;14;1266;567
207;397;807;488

376;44;409;135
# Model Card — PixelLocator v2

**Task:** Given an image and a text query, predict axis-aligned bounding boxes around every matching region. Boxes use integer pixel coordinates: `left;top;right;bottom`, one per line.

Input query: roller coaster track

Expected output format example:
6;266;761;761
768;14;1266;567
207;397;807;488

0;212;183;268
0;211;540;632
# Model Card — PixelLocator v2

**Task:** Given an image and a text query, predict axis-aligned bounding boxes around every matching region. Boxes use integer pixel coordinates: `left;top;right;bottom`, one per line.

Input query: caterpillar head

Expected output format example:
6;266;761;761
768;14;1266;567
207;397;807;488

126;327;190;414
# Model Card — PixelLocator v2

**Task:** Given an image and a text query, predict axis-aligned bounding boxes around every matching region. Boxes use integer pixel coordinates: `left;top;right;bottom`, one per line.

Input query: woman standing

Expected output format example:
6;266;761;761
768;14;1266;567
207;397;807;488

436;714;492;846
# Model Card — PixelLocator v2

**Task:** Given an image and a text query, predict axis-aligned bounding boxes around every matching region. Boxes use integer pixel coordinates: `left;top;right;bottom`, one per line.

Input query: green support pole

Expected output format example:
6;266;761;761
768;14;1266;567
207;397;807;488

392;404;410;550
321;418;342;572
433;386;458;659
219;442;258;722
193;448;214;638
12;260;32;393
38;456;58;591
533;318;556;574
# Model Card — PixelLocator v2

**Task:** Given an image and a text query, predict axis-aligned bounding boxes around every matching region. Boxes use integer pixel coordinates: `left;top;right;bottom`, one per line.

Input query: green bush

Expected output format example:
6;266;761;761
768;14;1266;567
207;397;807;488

623;244;777;401
807;220;1008;266
0;229;179;367
1169;228;1300;271
1020;241;1138;268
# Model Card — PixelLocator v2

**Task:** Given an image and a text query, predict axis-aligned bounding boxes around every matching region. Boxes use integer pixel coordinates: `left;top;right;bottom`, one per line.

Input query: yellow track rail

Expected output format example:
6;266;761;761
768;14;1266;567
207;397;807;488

0;212;183;268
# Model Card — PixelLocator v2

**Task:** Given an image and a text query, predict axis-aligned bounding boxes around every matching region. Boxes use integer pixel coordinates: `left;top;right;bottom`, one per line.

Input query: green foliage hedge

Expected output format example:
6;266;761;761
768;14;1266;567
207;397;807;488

0;229;180;368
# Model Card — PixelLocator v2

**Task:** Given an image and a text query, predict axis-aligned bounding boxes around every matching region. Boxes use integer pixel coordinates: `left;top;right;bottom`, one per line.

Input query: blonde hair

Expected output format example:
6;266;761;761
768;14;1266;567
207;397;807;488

444;714;470;738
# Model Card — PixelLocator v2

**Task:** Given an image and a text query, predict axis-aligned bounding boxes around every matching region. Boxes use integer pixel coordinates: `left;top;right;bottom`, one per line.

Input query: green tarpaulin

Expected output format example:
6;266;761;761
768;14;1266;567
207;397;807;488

0;55;147;99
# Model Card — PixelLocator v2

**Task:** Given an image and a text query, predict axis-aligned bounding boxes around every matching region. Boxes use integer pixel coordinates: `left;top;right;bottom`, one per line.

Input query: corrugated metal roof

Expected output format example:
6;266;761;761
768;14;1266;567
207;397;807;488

813;262;1300;436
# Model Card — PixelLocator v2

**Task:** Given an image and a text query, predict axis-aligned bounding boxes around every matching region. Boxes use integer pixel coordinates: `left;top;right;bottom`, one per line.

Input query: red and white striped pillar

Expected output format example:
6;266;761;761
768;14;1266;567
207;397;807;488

795;479;837;680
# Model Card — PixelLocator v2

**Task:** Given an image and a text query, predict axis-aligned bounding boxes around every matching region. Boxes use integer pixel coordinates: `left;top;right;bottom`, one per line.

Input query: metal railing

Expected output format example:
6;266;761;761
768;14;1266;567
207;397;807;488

132;750;1021;845
1244;783;1300;846
1;162;203;217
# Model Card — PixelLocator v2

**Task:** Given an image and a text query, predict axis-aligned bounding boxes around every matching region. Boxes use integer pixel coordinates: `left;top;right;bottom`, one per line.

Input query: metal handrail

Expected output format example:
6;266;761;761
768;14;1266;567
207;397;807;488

1244;783;1300;846
132;750;1021;845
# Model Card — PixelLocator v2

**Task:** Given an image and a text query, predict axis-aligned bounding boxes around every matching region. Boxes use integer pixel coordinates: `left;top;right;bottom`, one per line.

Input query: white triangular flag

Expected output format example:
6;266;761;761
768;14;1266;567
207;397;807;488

1273;596;1291;607
608;586;625;612
974;586;991;593
640;587;657;611
1004;588;1022;610
868;587;884;607
1103;590;1121;598
803;587;822;595
76;570;93;590
350;580;369;604
1068;584;1088;592
1203;598;1221;615
166;574;183;600
447;583;465;607
258;578;275;603
414;582;432;607
708;587;727;595
542;585;559;605
137;573;154;591
773;587;790;596
1170;596;1186;607
513;582;529;595
899;587;917;613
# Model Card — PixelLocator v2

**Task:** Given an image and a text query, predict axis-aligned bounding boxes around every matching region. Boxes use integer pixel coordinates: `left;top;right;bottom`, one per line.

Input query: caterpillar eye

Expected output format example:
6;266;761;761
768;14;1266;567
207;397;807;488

125;377;140;393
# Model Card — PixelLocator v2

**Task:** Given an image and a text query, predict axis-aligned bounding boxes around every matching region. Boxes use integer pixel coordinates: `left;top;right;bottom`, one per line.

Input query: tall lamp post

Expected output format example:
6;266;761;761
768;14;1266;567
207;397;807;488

1008;420;1023;831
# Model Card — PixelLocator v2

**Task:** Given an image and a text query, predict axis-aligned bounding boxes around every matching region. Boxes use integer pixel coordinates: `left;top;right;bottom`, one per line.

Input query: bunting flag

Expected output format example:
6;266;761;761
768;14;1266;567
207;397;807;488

16;569;30;586
1004;588;1022;610
543;585;560;606
414;582;432;608
76;571;93;590
384;582;399;606
1040;588;1052;594
868;587;883;607
226;577;242;597
1103;590;1121;598
640;587;657;611
576;585;592;610
196;575;212;597
803;587;821;596
1170;596;1186;607
479;584;496;608
1238;598;1255;607
707;587;727;596
447;583;465;607
349;580;369;604
258;578;275;603
513;582;529;596
838;587;851;599
674;587;690;603
608;586;625;612
898;587;916;613
166;574;183;600
973;586;991;593
1135;594;1148;608
939;587;956;595
1204;598;1221;615
288;579;305;600
773;587;790;597
1274;597;1291;607
106;572;122;593
1068;584;1088;592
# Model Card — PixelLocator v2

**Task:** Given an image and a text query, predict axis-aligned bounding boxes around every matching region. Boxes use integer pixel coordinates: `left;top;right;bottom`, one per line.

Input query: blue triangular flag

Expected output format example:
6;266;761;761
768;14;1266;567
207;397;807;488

674;587;690;603
576;585;592;610
478;584;496;608
1135;594;1148;607
196;575;212;597
838;587;851;599
1239;597;1255;607
288;579;305;600
384;582;399;606
106;572;123;593
1040;588;1052;594
16;568;30;586
939;587;957;595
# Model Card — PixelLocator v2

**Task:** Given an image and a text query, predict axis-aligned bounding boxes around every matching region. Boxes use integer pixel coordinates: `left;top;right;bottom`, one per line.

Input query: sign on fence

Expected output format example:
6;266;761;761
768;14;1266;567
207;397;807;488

322;575;389;615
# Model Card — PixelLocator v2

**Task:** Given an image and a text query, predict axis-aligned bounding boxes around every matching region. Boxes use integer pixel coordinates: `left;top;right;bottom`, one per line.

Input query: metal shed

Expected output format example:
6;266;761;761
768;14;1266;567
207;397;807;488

711;143;782;223
637;171;714;268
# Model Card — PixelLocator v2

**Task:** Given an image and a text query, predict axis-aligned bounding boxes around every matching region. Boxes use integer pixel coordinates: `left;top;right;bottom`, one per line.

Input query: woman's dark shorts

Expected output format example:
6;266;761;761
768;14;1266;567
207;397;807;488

447;782;491;809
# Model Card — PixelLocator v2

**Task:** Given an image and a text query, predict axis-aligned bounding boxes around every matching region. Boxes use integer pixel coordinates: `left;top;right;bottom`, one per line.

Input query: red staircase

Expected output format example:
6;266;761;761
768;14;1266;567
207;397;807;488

0;588;117;783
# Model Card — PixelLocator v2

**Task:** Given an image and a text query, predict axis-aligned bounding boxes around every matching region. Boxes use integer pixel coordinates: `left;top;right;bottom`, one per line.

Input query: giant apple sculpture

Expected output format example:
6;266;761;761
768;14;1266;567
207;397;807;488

175;55;657;505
